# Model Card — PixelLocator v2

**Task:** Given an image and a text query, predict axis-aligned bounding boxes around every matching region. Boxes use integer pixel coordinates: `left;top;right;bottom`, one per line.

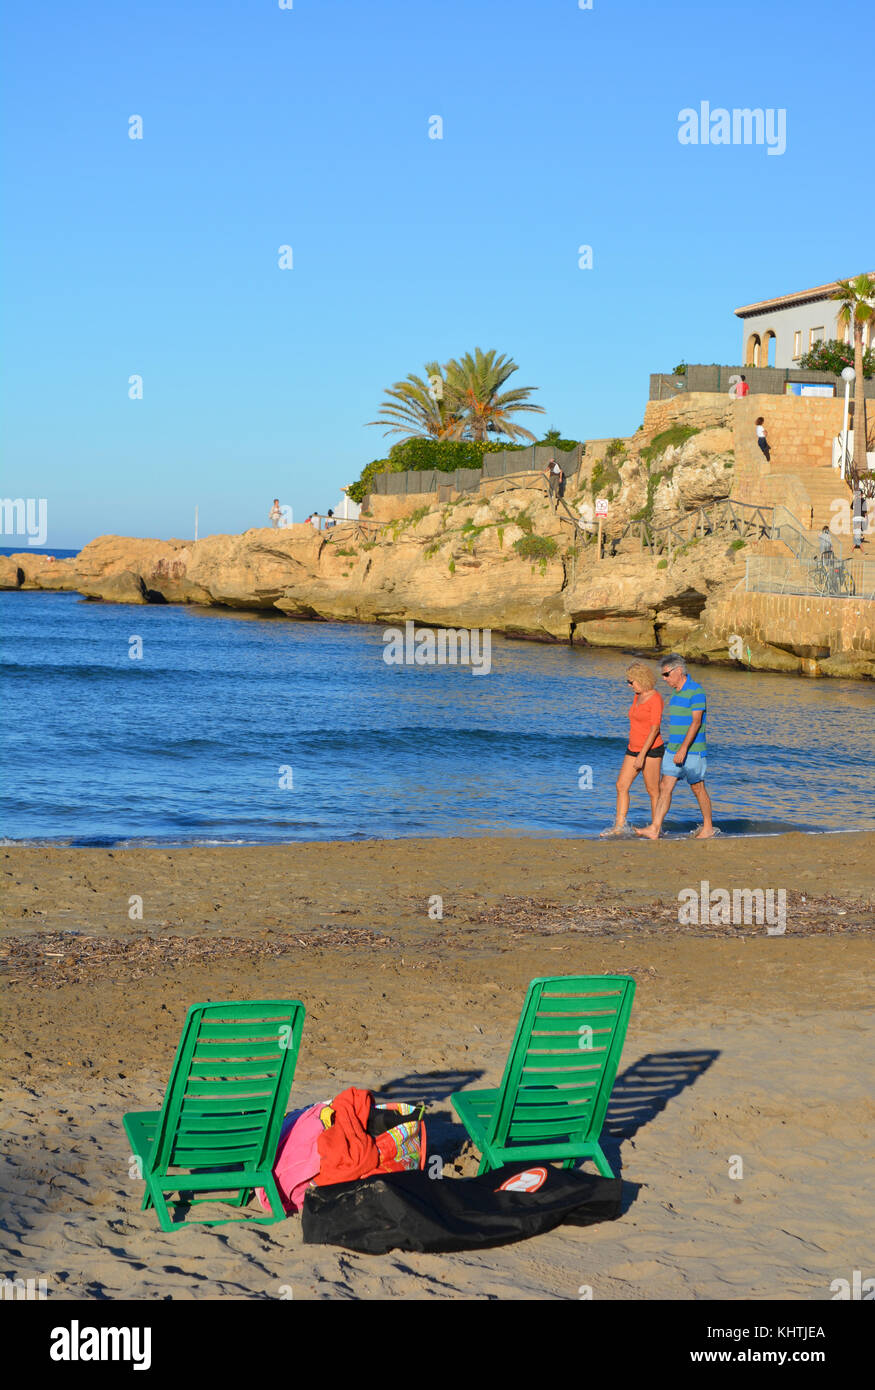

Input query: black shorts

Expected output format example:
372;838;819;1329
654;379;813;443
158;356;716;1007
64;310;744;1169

626;746;663;759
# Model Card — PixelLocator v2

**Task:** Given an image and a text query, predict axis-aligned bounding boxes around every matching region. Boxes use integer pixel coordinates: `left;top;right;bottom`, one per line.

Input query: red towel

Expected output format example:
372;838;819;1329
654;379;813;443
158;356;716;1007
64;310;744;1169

315;1087;380;1186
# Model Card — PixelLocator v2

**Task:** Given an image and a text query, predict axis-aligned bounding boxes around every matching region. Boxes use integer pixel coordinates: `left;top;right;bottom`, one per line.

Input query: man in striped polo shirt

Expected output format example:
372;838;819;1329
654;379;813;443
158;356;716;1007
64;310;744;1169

635;654;715;839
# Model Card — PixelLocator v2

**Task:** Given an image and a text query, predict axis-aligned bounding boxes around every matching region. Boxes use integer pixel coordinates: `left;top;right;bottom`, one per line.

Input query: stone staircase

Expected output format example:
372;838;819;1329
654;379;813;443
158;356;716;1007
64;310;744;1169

757;464;854;559
767;465;850;529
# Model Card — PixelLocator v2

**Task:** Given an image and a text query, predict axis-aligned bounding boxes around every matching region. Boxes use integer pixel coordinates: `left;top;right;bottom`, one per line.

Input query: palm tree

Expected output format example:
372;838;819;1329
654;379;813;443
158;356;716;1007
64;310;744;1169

832;274;875;475
367;361;459;441
443;348;545;442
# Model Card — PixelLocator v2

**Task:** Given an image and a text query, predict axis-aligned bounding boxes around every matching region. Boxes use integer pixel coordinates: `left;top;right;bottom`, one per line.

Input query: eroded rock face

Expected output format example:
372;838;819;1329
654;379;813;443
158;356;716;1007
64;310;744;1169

564;537;745;648
0;553;79;591
650;428;735;525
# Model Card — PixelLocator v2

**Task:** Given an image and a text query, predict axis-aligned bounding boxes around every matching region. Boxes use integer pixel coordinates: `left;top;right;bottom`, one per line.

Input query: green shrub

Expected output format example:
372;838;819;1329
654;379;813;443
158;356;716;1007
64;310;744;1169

448;558;456;573
348;431;583;503
346;457;399;504
513;534;558;560
657;557;668;569
631;465;676;523
387;438;523;473
538;429;581;452
335;547;356;557
590;459;621;498
515;512;534;534
640;424;699;467
797;338;874;377
730;537;746;550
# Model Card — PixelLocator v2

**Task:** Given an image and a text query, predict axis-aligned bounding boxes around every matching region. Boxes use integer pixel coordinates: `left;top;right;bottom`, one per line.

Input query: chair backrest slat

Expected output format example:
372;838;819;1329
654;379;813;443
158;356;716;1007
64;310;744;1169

148;1000;305;1176
488;976;635;1150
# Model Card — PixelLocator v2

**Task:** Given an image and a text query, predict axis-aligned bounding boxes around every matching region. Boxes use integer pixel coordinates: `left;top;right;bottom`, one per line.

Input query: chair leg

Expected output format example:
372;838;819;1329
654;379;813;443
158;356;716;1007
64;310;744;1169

591;1143;615;1179
149;1181;176;1233
264;1175;287;1221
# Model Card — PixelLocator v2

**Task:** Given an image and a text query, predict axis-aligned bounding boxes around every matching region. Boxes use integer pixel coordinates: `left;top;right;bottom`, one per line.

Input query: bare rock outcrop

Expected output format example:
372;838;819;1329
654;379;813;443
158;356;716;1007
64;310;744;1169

3;420;871;678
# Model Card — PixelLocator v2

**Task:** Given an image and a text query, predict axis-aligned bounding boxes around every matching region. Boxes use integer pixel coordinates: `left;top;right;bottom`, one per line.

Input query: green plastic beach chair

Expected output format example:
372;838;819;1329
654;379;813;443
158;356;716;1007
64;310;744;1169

451;975;635;1177
123;999;305;1231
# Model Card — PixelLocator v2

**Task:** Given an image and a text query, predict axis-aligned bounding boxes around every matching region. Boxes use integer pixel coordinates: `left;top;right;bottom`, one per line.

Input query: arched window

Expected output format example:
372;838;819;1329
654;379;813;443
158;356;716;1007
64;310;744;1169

763;330;777;368
746;333;761;366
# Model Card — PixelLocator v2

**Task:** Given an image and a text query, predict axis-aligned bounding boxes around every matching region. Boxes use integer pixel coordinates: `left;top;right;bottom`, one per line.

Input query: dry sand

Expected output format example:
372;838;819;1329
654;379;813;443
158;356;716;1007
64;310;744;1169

1;833;873;1301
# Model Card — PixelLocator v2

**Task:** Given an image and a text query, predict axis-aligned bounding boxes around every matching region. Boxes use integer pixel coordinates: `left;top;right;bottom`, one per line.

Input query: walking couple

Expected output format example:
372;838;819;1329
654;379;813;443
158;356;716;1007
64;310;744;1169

600;654;715;840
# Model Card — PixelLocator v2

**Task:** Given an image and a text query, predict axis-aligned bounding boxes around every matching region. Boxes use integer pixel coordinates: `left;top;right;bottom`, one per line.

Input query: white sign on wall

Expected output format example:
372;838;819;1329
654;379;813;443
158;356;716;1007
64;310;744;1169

595;497;609;517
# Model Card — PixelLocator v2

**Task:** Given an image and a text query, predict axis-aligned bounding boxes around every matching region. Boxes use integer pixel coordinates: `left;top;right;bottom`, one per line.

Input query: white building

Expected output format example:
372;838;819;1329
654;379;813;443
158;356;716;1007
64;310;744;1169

735;275;875;370
336;487;361;521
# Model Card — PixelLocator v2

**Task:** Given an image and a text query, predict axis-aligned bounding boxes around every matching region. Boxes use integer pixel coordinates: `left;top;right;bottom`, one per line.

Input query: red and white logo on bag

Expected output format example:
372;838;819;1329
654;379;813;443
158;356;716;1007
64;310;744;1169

496;1166;548;1193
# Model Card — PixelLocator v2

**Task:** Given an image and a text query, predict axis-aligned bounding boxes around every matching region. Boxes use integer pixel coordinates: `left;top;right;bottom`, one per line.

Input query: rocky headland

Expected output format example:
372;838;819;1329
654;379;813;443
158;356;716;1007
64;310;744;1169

4;395;873;679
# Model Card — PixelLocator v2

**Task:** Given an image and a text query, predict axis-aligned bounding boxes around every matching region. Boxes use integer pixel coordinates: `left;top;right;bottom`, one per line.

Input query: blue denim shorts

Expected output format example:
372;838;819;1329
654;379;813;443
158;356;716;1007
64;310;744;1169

662;750;707;784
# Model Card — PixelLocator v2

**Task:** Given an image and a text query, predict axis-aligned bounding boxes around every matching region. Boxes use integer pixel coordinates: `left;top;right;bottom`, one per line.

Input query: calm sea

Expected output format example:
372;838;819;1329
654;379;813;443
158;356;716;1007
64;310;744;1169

1;590;873;845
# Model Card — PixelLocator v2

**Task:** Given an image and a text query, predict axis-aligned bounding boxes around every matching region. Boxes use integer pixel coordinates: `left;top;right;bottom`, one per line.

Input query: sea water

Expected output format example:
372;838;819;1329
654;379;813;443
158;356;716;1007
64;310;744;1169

1;590;873;844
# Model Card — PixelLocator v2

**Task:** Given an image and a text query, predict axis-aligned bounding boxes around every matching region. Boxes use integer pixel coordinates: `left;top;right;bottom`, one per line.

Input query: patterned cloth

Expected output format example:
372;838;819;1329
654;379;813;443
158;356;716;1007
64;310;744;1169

374;1104;426;1173
666;676;707;754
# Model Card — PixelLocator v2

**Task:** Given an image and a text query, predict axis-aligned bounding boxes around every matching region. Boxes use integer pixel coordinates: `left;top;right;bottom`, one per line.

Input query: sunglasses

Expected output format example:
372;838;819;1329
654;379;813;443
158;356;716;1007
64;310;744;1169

661;672;673;679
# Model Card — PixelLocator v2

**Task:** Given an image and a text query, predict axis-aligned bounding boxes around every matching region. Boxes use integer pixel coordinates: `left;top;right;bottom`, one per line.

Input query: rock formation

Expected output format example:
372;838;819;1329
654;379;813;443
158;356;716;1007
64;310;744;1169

4;400;873;679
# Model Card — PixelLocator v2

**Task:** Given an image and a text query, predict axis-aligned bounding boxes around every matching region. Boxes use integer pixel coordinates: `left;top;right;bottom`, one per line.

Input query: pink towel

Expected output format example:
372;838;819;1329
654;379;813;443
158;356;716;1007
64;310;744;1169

256;1102;326;1215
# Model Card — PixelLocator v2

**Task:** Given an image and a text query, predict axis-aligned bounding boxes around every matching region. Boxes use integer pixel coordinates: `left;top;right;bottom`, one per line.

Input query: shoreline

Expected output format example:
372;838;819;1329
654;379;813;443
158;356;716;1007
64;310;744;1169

2;823;872;849
4;831;872;943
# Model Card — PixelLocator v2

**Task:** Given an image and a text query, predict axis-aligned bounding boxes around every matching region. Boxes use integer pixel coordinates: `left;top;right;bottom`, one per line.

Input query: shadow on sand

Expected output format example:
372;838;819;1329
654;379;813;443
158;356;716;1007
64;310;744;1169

377;1050;719;1214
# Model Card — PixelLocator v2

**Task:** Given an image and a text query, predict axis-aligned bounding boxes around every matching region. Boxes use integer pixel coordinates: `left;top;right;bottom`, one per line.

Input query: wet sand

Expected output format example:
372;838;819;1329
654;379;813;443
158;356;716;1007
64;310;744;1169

1;833;873;1300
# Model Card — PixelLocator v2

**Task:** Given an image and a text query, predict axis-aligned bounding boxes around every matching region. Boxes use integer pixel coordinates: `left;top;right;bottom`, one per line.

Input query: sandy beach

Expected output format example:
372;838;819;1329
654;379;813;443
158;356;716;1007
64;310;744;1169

1;832;872;1300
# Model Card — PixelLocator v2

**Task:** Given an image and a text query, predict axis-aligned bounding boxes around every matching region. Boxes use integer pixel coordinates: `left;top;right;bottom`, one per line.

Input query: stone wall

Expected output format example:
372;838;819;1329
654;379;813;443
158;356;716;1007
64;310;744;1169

643;393;734;437
731;394;844;474
362;492;437;522
706;590;875;656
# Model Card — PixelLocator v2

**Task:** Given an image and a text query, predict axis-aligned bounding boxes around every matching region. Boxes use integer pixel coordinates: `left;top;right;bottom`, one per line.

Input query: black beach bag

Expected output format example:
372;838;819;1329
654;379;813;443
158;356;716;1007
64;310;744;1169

302;1162;622;1255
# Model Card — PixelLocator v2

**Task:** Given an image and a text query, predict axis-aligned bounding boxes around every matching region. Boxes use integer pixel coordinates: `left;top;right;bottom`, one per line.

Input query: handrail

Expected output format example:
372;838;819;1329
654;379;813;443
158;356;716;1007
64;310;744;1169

612;497;775;557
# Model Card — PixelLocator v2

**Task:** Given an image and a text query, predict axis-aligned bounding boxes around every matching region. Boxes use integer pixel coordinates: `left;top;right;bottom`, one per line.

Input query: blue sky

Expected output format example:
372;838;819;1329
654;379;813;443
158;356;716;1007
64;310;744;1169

2;0;872;548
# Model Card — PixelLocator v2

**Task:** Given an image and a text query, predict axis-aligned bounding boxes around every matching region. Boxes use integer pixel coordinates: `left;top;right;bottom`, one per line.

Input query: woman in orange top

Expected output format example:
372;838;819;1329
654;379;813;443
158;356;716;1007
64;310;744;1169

600;661;664;836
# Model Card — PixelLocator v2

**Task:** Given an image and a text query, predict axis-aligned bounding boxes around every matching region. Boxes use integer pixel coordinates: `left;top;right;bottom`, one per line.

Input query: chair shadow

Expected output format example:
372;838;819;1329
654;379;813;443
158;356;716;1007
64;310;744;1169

373;1068;486;1158
601;1049;720;1200
376;1052;719;1216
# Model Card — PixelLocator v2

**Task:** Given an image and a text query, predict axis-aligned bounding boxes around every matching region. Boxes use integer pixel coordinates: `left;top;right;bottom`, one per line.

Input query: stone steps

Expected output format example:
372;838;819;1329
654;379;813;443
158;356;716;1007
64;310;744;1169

765;466;853;541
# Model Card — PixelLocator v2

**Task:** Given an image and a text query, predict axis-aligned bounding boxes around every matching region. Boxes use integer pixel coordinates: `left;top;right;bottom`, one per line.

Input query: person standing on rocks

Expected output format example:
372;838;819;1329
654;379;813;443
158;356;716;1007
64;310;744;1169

269;498;282;528
635;655;715;840
755;417;770;462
